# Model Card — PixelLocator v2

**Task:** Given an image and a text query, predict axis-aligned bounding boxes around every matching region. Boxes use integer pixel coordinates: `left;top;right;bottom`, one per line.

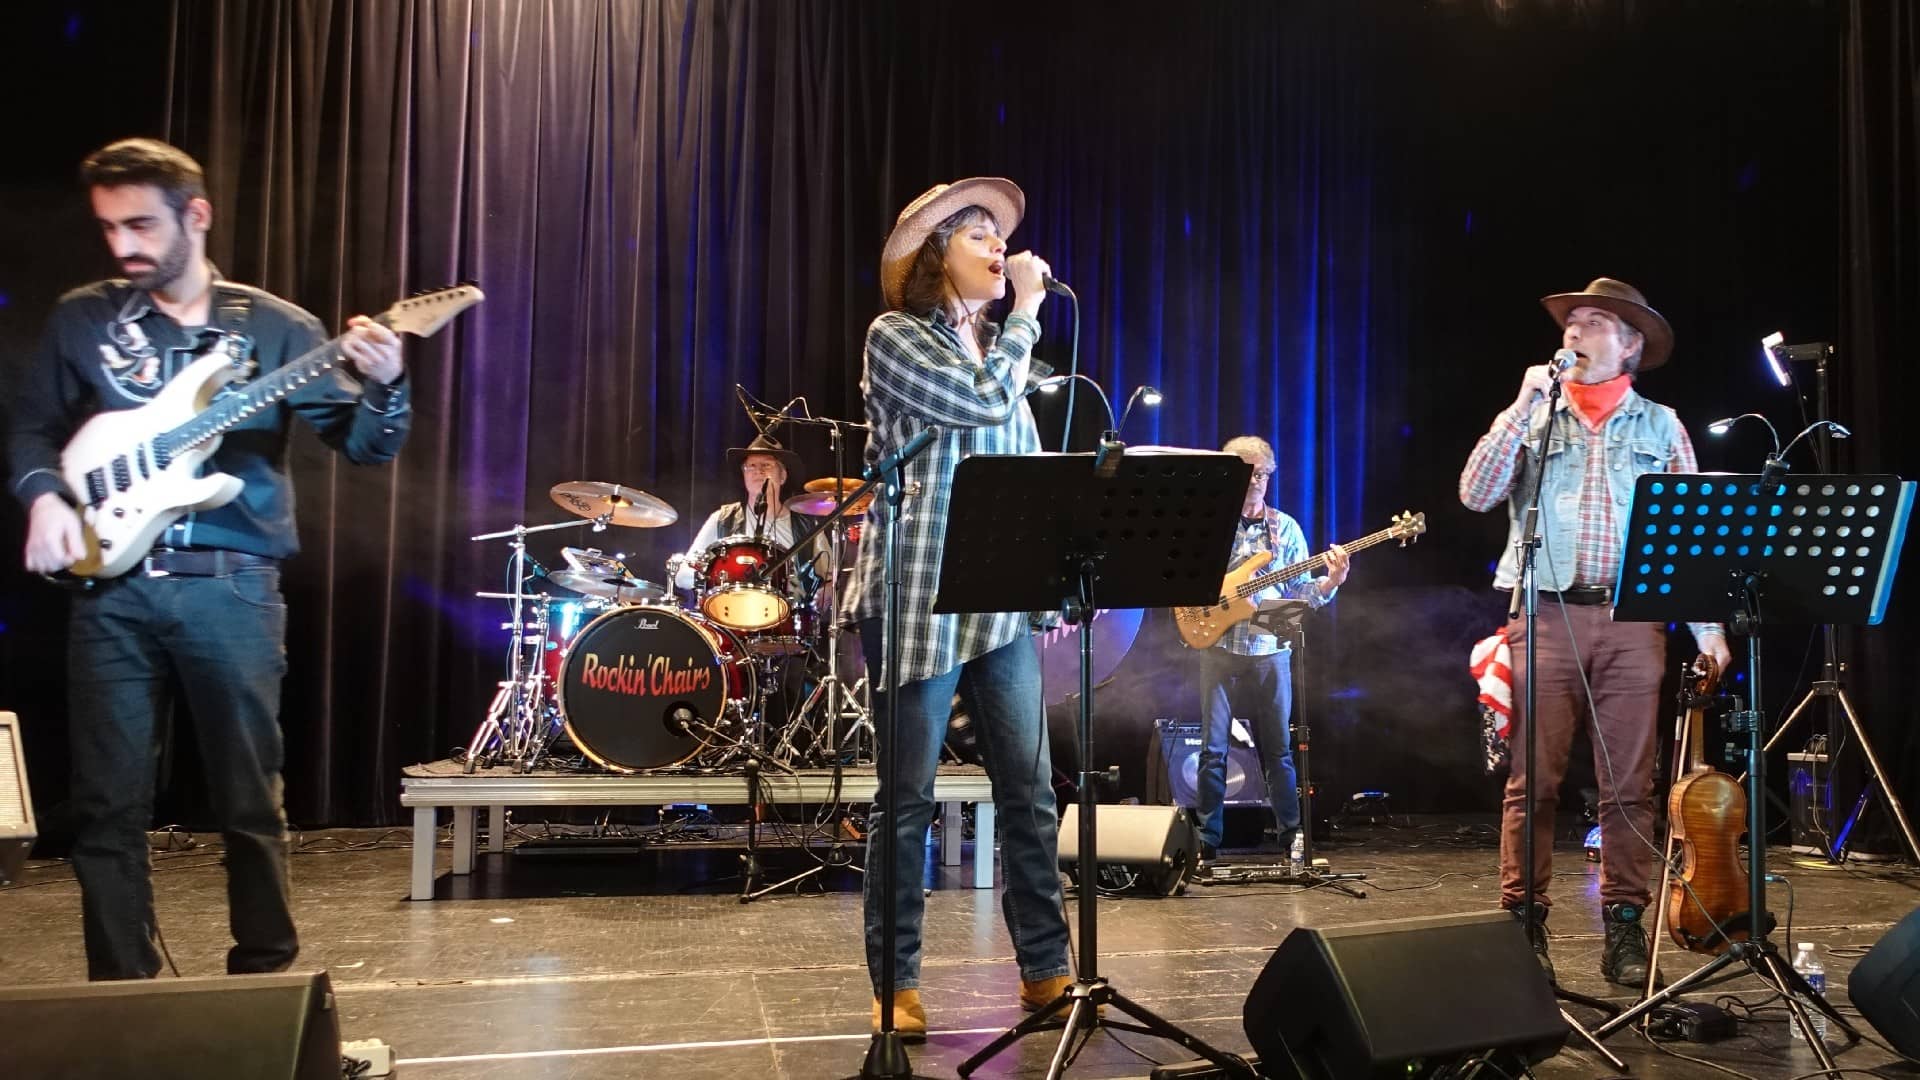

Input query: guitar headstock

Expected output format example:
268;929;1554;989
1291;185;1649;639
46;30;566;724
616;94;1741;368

380;285;485;338
1391;510;1427;546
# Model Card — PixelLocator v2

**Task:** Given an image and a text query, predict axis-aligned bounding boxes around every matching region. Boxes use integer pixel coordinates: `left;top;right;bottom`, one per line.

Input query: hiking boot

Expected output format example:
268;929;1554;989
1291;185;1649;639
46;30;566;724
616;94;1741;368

1602;902;1653;987
1507;902;1556;986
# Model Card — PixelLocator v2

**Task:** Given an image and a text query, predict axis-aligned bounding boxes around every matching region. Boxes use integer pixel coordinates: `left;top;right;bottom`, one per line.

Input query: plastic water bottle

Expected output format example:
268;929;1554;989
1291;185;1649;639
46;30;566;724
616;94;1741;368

1791;942;1829;1042
1288;830;1306;873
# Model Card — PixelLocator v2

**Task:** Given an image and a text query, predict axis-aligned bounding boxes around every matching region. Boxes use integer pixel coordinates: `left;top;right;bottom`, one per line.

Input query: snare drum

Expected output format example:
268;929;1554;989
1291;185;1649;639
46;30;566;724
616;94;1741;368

696;535;792;631
557;605;757;772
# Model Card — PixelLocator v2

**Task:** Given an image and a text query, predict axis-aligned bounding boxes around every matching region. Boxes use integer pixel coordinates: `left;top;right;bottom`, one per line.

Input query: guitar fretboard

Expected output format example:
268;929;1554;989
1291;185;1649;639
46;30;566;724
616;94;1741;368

1231;525;1406;601
158;314;395;459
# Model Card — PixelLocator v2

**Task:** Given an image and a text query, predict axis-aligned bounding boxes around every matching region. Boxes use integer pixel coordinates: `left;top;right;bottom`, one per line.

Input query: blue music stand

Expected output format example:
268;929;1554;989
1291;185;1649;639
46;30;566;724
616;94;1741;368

1599;472;1912;1064
1614;474;1912;625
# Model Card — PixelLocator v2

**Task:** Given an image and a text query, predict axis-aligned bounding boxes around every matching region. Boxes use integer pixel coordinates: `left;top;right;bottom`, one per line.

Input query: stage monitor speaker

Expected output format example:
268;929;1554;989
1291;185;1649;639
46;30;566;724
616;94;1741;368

1848;903;1920;1058
0;970;342;1079
0;711;35;885
1243;911;1567;1079
1145;717;1268;807
1058;803;1201;896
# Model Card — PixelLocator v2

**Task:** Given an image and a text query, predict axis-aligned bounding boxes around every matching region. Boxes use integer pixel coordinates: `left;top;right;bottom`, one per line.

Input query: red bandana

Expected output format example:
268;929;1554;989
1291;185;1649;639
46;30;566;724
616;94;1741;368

1565;375;1632;430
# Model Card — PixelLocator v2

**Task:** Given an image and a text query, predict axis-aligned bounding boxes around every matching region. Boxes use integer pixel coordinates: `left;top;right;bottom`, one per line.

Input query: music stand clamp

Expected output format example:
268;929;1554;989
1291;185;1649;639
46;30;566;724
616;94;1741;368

932;451;1260;1080
1197;599;1368;899
1596;472;1914;1069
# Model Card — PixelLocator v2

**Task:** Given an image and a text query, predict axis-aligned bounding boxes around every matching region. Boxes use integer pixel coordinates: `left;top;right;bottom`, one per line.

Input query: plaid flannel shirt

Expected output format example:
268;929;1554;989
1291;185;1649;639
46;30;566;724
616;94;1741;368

1217;507;1335;656
845;307;1051;686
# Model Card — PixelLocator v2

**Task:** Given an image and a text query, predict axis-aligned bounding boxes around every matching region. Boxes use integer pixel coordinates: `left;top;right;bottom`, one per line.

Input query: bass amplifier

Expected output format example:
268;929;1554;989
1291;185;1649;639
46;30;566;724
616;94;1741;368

1145;717;1267;807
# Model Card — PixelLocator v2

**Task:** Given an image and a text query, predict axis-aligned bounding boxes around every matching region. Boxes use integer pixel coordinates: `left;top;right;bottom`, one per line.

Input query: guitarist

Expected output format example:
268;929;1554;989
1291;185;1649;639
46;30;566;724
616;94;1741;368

1458;278;1731;988
7;139;407;980
1193;435;1349;865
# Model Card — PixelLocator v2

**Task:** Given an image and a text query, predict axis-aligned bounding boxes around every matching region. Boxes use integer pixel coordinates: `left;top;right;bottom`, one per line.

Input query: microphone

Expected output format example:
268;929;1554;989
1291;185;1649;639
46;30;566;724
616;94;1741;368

1040;274;1072;297
1550;348;1579;379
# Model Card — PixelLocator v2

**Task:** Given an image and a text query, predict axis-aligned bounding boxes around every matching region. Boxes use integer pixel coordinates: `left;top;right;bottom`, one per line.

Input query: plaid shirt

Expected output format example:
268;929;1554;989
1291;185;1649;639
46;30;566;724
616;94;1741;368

845;307;1051;685
1218;507;1335;656
1460;389;1724;643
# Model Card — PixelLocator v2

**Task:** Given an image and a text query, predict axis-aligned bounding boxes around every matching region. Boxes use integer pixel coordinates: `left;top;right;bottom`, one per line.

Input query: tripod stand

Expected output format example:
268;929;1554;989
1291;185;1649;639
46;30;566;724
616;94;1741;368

1596;471;1915;1073
1760;629;1920;863
1756;339;1920;865
933;451;1258;1080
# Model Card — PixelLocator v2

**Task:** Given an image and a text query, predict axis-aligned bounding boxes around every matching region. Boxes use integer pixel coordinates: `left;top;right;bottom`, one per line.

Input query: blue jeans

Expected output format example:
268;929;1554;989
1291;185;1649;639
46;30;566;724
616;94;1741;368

66;568;296;980
1194;647;1298;849
859;621;1070;992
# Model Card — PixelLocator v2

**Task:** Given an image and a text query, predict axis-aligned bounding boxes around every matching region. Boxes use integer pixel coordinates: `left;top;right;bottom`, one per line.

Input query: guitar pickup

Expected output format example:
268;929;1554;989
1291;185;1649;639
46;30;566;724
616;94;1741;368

111;456;132;492
135;444;150;479
85;468;108;505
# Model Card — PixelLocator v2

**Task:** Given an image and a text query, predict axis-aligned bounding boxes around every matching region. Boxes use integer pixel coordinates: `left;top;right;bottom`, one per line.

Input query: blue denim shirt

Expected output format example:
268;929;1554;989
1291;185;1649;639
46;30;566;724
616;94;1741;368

1490;391;1681;592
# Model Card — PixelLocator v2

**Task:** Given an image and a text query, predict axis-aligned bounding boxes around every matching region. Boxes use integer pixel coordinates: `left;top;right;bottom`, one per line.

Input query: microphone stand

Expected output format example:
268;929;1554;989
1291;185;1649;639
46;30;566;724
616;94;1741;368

1515;372;1627;1071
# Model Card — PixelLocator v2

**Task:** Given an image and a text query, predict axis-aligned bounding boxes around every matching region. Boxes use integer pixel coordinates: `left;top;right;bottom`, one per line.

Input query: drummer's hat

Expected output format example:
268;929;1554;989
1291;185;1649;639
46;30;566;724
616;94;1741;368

725;433;804;481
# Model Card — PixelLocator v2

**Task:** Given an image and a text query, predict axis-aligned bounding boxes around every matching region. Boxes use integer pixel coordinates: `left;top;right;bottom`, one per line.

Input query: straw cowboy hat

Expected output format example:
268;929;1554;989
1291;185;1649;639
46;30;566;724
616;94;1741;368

725;433;804;482
1540;277;1674;371
879;177;1025;311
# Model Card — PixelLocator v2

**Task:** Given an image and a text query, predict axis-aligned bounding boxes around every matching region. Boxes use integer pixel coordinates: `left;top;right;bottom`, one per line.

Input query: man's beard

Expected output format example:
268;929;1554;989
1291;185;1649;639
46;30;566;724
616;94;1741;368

122;223;194;293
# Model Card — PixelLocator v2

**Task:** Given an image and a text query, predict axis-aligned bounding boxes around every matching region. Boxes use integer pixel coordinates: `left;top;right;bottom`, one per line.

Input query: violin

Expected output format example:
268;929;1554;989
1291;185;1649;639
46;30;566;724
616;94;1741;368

1664;654;1751;954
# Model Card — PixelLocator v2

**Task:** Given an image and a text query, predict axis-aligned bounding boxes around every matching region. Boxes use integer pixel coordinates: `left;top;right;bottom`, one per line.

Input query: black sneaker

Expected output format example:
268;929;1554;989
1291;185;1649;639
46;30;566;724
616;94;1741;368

1198;843;1219;868
1507;903;1556;986
1602;902;1653;987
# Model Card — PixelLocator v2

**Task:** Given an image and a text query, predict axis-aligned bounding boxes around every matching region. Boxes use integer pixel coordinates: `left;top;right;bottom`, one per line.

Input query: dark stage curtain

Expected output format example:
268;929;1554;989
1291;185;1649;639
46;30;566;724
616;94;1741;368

139;1;1396;824
5;1;1902;829
1837;0;1920;852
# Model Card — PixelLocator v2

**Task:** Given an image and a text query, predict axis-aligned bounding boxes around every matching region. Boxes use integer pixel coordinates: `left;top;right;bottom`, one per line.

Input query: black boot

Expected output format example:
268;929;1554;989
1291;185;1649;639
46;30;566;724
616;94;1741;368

1602;902;1653;987
1507;903;1555;985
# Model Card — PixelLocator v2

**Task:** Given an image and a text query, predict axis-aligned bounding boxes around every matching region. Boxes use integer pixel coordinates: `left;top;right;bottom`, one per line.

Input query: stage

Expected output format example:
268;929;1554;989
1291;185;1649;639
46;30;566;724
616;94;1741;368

1;819;1912;1079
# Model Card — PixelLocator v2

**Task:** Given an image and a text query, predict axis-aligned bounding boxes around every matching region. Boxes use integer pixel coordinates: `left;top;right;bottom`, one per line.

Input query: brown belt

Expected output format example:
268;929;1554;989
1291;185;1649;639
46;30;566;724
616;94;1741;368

141;549;279;577
1502;585;1614;607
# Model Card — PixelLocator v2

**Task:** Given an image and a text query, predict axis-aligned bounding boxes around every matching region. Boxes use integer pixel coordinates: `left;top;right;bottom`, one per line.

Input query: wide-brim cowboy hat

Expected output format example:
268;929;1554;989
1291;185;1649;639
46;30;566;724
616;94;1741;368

880;177;1026;311
1540;277;1673;371
725;433;804;481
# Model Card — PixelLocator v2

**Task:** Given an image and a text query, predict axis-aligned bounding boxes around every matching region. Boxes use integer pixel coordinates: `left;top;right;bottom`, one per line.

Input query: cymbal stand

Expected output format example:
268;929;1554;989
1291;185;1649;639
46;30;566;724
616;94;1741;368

752;407;876;766
465;515;605;772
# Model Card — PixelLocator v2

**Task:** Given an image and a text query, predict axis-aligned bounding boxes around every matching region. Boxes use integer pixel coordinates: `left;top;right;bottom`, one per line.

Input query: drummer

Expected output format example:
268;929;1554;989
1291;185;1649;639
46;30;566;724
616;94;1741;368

671;432;828;597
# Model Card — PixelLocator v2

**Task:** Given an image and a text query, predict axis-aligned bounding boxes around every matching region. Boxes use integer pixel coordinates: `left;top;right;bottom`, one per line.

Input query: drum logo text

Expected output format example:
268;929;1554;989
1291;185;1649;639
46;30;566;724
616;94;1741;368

578;652;713;696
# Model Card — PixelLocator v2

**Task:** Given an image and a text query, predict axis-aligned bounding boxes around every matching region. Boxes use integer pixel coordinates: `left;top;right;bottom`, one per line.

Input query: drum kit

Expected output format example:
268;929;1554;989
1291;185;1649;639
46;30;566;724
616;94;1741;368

462;477;875;774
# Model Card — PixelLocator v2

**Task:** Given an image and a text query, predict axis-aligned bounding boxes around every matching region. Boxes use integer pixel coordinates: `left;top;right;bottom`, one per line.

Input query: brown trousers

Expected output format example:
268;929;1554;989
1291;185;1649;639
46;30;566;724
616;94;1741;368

1500;598;1666;910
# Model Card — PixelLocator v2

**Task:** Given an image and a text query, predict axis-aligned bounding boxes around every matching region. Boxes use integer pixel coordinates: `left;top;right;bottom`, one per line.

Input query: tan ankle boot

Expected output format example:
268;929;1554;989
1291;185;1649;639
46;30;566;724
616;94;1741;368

1019;974;1075;1012
870;988;927;1039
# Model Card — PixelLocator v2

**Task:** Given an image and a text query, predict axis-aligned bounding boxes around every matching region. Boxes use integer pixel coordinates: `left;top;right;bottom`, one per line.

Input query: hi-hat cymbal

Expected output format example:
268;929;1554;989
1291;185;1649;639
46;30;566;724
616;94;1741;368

547;570;668;604
786;489;874;517
803;477;866;494
549;481;678;527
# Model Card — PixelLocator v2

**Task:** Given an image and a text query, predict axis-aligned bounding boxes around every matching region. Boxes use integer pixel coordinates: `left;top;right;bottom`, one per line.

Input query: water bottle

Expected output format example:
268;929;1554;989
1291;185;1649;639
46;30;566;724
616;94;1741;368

1288;829;1306;873
1791;942;1829;1042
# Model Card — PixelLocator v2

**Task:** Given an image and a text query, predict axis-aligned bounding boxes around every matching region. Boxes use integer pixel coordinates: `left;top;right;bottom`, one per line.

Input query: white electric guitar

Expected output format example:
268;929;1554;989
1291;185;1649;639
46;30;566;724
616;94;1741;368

57;284;484;579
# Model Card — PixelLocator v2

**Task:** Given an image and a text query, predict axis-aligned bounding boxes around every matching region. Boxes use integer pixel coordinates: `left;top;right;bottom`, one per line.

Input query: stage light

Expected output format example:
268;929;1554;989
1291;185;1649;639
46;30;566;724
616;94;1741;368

1762;331;1790;387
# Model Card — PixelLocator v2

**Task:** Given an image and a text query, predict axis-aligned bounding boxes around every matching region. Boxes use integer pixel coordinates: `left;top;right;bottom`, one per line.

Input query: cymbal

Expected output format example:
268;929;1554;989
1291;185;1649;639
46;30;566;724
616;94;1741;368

547;570;668;604
786;489;874;517
803;477;866;494
549;481;678;527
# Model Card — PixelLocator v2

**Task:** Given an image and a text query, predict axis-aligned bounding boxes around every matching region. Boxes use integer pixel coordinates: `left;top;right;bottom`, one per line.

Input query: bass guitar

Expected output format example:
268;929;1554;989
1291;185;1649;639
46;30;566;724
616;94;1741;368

1173;510;1425;649
56;284;484;579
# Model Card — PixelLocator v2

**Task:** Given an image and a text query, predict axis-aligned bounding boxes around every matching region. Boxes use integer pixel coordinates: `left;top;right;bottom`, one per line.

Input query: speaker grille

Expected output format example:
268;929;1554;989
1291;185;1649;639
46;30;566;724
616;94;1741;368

0;723;26;829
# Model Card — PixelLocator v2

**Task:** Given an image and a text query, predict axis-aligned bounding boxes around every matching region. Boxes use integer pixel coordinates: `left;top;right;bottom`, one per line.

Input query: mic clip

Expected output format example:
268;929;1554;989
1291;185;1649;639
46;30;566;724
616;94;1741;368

1093;430;1125;479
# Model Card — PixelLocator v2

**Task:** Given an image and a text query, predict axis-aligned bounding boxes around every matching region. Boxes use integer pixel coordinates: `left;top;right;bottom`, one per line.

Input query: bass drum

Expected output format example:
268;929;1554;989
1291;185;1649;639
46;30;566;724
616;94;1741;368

558;605;757;772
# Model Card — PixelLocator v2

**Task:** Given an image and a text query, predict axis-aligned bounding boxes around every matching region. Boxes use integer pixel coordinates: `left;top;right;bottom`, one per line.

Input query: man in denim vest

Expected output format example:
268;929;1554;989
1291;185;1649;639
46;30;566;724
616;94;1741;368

1460;278;1732;987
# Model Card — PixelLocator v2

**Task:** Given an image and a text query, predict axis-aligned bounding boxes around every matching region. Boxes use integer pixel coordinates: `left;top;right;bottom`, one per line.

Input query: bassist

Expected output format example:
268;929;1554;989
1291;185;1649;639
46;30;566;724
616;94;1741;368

7;139;407;979
1191;435;1349;865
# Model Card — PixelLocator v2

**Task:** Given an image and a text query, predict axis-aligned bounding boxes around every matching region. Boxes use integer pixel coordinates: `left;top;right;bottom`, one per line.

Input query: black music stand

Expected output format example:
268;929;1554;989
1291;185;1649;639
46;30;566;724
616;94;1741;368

1595;473;1913;1070
933;451;1259;1080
